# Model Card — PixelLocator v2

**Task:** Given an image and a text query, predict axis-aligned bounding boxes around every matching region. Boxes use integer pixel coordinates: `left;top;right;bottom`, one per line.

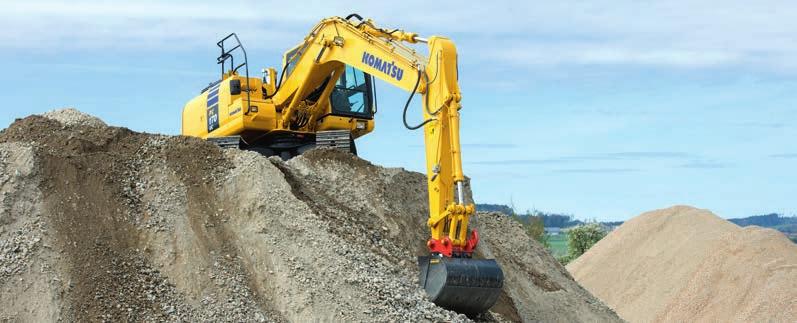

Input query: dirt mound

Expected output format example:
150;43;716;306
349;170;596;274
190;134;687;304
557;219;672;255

567;205;797;323
0;109;620;322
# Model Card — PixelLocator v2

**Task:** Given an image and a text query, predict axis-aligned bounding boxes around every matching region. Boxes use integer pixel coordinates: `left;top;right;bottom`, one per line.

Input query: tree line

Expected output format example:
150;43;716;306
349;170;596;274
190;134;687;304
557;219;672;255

476;204;608;264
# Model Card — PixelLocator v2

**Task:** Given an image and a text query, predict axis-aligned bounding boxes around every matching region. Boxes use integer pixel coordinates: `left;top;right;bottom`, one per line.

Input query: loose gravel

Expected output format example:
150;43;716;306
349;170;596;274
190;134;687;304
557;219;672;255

0;109;620;322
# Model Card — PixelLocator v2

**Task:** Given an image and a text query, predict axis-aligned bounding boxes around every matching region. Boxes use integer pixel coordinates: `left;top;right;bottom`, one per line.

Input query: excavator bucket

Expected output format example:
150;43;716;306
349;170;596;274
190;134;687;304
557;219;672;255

417;255;504;314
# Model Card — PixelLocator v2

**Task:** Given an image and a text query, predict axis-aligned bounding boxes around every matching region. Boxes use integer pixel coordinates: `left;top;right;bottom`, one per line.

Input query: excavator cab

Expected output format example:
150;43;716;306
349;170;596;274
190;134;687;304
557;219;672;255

284;45;375;120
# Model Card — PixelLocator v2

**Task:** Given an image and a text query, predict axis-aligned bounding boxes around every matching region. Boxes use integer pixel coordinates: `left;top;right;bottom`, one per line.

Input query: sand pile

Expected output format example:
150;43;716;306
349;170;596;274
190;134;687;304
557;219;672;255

567;205;797;323
0;109;620;322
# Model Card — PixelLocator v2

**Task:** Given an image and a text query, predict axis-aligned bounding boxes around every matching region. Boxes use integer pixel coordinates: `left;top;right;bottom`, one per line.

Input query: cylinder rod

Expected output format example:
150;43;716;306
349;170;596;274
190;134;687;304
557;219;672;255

457;181;465;204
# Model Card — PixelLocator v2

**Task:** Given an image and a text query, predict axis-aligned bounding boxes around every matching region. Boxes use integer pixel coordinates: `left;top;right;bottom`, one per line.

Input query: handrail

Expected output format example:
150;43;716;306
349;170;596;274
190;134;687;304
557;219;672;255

217;33;252;115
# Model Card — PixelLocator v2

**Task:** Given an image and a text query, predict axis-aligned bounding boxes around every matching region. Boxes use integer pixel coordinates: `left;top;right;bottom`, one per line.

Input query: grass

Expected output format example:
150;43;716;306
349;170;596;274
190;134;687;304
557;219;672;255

547;233;569;257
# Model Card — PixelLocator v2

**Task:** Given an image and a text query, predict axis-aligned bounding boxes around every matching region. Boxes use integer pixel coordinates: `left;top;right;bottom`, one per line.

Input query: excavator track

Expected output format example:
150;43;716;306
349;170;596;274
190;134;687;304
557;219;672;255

206;131;356;158
315;130;355;154
207;136;241;149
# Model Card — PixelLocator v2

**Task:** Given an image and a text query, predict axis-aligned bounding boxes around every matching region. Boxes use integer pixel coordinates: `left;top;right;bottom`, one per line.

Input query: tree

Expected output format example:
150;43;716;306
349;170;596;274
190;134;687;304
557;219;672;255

525;215;549;248
560;223;607;264
475;203;515;216
508;212;549;248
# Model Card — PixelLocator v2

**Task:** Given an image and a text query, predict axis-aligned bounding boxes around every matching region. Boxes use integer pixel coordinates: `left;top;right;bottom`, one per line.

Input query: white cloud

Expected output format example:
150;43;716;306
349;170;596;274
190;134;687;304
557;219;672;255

487;44;742;68
0;0;322;51
5;2;260;19
26;62;217;77
2;0;797;70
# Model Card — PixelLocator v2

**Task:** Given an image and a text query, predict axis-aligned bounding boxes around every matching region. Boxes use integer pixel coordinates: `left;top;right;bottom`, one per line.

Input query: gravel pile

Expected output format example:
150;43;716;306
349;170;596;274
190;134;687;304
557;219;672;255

567;206;797;323
41;108;107;128
0;143;42;281
0;109;620;322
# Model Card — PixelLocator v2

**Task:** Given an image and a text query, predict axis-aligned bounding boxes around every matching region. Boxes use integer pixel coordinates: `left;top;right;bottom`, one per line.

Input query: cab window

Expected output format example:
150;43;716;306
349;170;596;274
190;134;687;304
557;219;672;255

330;66;373;118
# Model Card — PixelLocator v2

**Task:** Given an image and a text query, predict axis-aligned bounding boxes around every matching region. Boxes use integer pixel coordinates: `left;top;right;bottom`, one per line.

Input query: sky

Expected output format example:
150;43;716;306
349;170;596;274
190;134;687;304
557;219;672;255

1;0;795;221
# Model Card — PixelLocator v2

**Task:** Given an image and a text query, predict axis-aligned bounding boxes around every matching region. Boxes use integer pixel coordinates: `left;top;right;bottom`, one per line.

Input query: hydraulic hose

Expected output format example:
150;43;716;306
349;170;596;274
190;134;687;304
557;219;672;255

345;13;363;21
345;13;400;37
403;69;436;130
425;52;444;116
372;76;378;114
264;60;289;100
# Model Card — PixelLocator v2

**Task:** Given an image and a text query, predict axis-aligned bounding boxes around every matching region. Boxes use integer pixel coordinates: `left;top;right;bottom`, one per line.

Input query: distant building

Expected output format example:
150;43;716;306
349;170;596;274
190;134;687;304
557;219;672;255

545;227;562;235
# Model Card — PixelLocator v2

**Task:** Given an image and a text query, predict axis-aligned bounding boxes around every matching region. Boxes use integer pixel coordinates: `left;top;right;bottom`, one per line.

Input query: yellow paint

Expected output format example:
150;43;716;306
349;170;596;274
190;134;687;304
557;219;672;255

182;15;475;249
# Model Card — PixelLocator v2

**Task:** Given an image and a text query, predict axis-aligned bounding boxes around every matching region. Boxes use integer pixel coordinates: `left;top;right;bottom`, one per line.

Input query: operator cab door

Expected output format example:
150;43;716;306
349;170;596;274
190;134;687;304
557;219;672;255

330;66;374;119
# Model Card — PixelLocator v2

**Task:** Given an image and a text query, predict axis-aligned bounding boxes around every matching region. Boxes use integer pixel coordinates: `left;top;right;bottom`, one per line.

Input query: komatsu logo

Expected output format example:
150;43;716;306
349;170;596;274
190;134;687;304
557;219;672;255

362;52;404;81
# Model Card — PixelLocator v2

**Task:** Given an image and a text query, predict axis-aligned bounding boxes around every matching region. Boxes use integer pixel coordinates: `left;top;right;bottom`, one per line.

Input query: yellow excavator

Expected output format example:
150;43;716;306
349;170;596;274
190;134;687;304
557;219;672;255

181;14;503;314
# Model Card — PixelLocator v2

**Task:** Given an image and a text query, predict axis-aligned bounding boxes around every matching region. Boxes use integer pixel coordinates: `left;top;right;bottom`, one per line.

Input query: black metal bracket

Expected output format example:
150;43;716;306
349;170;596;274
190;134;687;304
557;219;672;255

217;33;252;115
344;13;364;21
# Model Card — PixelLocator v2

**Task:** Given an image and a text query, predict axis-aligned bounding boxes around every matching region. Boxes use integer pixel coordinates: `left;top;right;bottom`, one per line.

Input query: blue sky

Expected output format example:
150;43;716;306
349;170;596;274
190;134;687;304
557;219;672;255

1;1;795;221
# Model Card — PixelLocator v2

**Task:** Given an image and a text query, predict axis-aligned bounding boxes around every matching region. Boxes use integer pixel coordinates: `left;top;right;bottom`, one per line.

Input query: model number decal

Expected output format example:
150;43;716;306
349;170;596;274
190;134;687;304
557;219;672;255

207;106;219;132
206;85;220;132
229;107;241;116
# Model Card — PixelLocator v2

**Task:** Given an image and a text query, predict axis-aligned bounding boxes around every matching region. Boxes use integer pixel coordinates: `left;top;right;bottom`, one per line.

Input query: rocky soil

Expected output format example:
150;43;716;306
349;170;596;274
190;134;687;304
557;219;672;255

0;109;620;322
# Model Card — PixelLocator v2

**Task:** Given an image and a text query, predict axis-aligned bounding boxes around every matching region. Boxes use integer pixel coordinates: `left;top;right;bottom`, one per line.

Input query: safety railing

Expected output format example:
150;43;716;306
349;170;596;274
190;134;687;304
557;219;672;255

217;33;253;115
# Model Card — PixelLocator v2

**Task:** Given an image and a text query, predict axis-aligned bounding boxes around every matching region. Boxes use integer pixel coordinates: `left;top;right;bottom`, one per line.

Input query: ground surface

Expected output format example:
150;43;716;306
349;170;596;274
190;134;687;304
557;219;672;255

567;205;797;323
546;234;568;258
0;109;620;322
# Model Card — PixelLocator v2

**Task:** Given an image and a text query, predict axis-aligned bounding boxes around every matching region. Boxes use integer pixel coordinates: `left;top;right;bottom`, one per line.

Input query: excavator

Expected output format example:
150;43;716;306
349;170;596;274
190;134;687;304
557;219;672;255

181;14;504;314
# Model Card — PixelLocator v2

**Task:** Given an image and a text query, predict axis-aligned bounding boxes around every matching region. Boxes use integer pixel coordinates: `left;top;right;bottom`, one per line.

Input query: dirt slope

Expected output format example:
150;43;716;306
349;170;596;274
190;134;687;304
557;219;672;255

0;109;620;322
567;205;797;323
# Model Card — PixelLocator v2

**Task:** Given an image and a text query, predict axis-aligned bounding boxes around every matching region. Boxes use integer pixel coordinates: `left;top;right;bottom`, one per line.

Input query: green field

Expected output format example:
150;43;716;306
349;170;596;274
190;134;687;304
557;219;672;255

547;233;569;257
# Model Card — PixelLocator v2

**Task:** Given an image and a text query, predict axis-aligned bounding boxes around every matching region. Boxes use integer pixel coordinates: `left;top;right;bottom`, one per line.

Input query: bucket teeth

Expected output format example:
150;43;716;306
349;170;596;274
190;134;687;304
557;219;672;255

418;255;504;314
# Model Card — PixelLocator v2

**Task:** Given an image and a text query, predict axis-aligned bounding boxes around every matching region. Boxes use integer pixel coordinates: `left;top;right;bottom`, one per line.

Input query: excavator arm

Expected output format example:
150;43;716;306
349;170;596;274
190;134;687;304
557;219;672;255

253;14;503;313
276;14;477;254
